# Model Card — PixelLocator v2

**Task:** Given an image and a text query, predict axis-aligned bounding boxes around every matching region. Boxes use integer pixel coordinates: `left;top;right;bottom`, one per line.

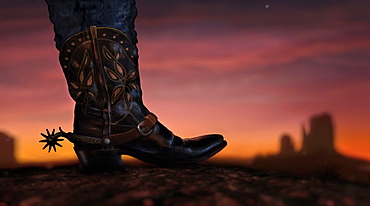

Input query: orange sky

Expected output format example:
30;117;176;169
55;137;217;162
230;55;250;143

1;0;370;165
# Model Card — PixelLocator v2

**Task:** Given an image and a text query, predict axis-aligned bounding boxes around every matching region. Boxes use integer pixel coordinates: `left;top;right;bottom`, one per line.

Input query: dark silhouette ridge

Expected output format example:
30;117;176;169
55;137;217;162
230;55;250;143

301;113;335;155
279;134;295;157
251;113;370;185
0;131;17;168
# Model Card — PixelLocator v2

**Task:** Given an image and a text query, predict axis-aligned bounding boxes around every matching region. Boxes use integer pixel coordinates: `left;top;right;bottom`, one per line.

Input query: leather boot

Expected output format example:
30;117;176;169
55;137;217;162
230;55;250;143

56;26;227;170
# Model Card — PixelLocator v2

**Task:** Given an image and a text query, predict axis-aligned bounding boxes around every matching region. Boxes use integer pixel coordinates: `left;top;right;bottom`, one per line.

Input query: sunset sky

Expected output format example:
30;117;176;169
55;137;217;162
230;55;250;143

1;0;370;165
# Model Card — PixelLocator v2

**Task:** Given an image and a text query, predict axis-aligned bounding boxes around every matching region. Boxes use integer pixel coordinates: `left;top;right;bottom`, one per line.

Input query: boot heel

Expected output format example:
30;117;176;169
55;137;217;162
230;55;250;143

74;146;123;172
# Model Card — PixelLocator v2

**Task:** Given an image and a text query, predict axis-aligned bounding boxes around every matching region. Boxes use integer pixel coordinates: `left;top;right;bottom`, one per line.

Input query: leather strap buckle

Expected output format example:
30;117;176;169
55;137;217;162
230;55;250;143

137;121;153;136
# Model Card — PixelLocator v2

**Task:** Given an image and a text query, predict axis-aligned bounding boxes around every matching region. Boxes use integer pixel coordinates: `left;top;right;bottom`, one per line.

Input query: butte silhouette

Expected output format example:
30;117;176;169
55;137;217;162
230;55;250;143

251;113;370;185
0;131;17;168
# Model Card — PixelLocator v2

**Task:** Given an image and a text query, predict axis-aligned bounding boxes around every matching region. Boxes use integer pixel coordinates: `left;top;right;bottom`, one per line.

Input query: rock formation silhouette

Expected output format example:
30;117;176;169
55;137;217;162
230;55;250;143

0;131;17;168
301;113;335;155
251;112;370;185
279;134;295;156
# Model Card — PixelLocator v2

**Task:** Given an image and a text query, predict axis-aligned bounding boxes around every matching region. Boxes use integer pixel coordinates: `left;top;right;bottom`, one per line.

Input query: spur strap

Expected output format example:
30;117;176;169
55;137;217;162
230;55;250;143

65;113;157;145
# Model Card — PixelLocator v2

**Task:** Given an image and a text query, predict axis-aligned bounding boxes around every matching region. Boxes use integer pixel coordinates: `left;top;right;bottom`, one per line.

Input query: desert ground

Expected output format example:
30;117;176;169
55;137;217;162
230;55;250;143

1;164;370;206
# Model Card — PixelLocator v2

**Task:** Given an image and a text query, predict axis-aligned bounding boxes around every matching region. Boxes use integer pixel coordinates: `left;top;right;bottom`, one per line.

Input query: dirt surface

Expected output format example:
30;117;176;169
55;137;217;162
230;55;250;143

1;165;370;206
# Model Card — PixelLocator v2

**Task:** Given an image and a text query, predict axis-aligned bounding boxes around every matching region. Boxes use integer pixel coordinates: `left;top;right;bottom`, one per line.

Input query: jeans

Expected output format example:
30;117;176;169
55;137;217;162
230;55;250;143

45;0;137;50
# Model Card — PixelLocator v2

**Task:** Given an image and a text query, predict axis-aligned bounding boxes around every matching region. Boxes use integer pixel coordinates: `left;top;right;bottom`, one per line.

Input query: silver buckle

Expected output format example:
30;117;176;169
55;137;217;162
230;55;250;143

137;122;153;136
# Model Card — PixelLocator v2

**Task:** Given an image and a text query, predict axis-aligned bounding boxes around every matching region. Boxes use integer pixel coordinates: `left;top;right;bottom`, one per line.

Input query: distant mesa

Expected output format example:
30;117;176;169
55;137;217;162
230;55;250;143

0;131;18;168
251;112;370;185
279;134;295;157
273;113;335;157
301;113;335;155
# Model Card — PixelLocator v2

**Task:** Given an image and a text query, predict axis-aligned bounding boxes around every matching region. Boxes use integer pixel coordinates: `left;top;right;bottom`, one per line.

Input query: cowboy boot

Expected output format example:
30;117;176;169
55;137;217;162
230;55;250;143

58;26;226;170
44;0;227;171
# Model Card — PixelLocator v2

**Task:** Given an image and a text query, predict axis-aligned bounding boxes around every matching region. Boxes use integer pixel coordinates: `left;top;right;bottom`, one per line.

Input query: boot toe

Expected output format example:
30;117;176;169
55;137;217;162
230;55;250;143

183;134;227;160
185;134;225;149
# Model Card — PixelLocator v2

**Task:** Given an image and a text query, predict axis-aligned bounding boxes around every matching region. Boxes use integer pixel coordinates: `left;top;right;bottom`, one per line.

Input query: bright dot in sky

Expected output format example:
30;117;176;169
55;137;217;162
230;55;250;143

265;5;270;8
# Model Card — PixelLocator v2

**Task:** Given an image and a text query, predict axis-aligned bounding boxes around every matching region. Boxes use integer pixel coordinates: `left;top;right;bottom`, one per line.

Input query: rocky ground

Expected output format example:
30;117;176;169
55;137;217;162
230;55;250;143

1;164;370;206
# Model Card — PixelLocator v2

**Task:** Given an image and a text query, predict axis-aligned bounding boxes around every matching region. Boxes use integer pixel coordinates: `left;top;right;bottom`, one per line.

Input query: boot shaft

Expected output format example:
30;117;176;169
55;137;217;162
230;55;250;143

60;26;148;137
